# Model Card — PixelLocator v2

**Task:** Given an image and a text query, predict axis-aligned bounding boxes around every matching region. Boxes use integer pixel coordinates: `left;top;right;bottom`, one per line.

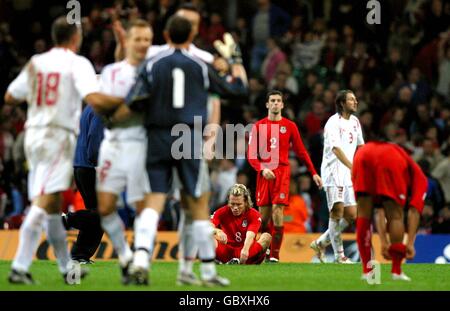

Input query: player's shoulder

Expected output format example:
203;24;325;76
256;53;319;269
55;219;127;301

248;207;261;218
146;44;170;59
350;114;360;123
324;113;339;126
101;60;127;74
214;205;229;216
283;117;297;127
146;47;177;69
188;44;214;64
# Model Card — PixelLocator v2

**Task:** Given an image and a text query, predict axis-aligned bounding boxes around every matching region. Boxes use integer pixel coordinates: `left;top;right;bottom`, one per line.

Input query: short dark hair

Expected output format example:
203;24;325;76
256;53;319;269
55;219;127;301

266;90;283;102
335;90;354;114
165;15;192;44
51;16;79;45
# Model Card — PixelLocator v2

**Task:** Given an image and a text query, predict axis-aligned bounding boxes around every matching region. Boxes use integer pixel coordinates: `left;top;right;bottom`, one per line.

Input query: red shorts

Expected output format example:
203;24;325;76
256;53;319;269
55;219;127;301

216;242;265;264
256;165;290;206
352;145;408;207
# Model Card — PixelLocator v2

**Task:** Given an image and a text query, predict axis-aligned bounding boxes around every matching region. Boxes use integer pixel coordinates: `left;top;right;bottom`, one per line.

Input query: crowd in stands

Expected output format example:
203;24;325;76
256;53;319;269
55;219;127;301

0;0;449;233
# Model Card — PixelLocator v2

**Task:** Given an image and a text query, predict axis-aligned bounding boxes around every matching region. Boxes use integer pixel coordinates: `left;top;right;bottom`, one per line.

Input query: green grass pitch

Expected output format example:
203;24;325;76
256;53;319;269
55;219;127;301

0;260;449;291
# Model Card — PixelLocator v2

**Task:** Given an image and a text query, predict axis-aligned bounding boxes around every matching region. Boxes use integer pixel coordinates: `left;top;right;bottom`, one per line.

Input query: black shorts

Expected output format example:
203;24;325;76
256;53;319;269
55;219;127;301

146;127;210;198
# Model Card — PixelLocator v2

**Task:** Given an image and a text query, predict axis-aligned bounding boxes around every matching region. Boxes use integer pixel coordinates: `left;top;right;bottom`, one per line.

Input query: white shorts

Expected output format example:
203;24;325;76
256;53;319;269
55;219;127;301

324;186;356;211
97;139;150;204
25;127;76;200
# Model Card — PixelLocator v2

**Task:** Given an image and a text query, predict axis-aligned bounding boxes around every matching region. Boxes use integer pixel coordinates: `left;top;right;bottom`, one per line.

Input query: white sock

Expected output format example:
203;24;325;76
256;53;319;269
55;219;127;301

193;220;216;280
178;210;197;275
132;208;159;270
316;230;331;247
339;218;350;232
47;214;72;274
317;218;350;248
328;218;344;258
101;213;132;267
12;205;46;272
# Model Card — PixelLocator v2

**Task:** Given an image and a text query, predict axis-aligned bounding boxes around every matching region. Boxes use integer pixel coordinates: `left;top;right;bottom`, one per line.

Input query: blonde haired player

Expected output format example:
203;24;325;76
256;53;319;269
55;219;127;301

311;90;364;263
212;184;272;265
4;16;122;284
92;19;153;285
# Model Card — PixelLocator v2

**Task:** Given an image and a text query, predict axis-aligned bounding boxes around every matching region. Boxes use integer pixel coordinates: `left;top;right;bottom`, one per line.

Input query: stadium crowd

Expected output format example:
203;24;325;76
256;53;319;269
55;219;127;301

0;0;449;234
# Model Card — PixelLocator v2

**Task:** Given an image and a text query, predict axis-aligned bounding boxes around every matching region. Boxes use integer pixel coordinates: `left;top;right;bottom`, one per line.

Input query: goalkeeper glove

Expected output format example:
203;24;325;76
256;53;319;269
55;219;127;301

213;33;242;65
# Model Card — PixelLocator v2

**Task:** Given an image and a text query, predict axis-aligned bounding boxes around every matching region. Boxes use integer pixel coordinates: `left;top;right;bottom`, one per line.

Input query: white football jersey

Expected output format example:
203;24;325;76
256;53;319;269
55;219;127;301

100;60;145;141
146;43;214;63
7;48;99;133
321;113;364;186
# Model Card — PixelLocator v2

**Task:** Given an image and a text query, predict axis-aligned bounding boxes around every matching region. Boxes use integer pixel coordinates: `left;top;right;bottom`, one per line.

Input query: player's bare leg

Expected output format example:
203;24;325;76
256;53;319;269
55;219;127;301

258;205;272;260
384;200;410;281
257;232;272;251
184;192;230;287
10;193;80;284
269;204;285;262
356;195;373;278
177;202;201;285
98;192;133;284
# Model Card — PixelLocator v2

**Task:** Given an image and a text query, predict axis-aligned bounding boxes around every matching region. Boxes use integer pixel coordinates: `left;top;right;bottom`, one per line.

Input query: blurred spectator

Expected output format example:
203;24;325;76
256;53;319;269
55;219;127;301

250;0;291;74
432;206;450;233
291;29;324;70
211;159;238;206
303;99;327;138
261;38;286;83
432;148;450;204
268;61;298;95
283;178;309;233
418;159;446;214
437;32;450;100
413;137;444;170
200;12;226;47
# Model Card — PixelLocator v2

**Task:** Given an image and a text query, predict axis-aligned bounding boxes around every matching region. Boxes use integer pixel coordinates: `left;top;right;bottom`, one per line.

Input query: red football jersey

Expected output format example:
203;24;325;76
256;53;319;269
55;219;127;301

352;141;428;213
211;206;262;248
247;117;317;175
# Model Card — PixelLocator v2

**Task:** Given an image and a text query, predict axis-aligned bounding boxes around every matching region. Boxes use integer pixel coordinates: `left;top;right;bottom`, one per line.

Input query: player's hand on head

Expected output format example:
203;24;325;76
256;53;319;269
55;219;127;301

406;244;416;260
213;33;242;64
262;169;276;180
312;174;323;190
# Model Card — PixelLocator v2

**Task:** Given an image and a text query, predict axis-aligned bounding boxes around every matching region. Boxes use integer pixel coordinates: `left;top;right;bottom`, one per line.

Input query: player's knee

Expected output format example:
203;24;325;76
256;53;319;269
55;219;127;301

330;203;344;219
259;232;272;249
272;205;284;218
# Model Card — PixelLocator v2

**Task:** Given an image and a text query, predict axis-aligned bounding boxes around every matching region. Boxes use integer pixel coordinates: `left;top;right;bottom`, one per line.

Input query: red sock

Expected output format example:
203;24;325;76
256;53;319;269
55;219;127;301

270;226;284;260
389;243;406;275
356;217;372;273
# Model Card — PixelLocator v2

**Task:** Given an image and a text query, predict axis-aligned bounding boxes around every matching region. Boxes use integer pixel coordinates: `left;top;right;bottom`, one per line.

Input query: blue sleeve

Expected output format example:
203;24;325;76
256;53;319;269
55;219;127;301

126;61;152;112
207;65;248;98
86;113;104;167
